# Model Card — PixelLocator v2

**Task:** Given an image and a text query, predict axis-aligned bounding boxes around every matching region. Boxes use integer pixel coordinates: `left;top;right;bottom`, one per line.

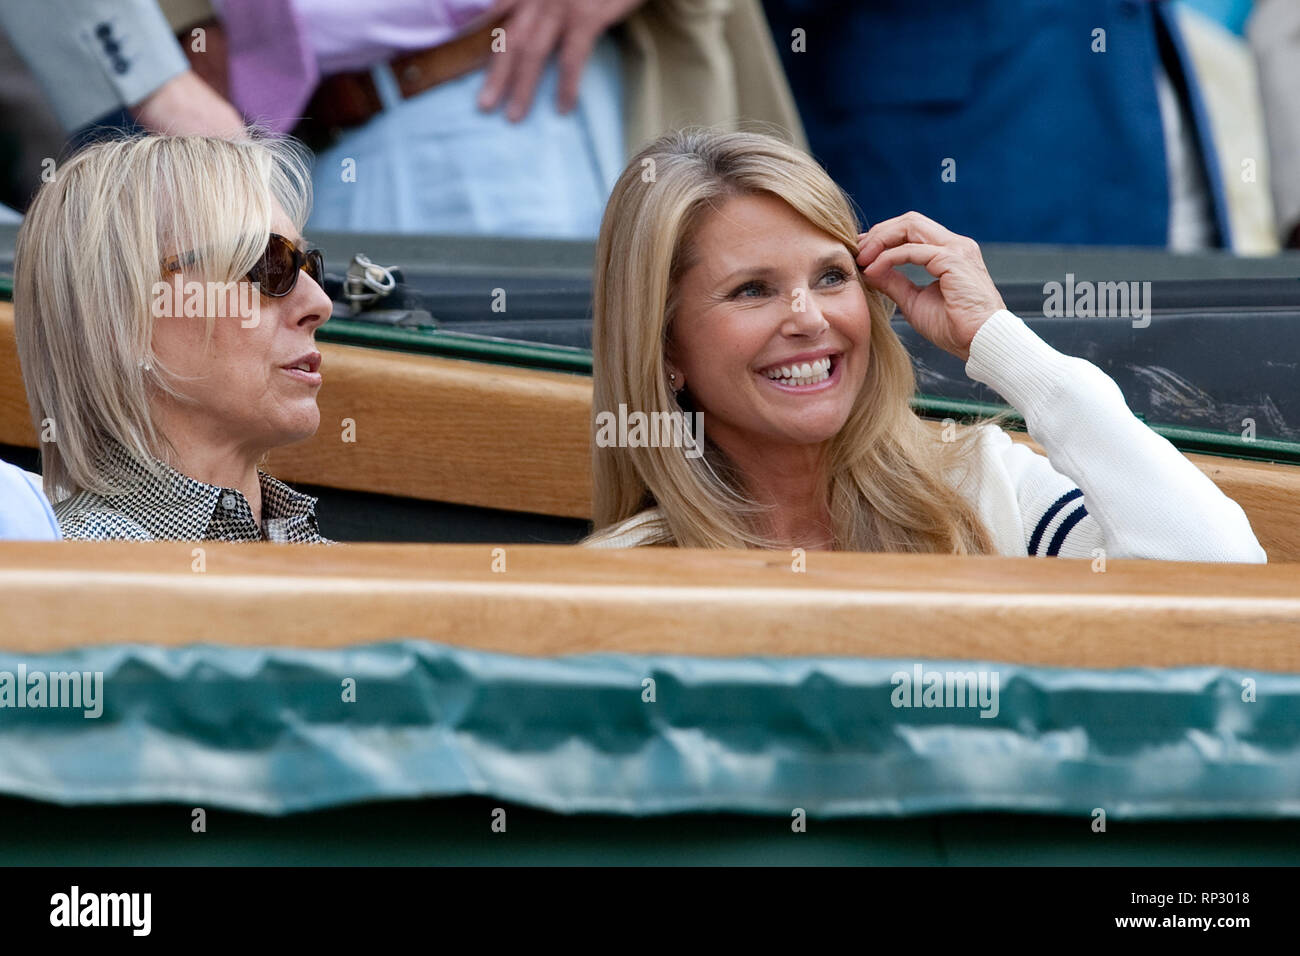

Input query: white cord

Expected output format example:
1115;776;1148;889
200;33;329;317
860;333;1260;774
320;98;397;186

344;253;398;311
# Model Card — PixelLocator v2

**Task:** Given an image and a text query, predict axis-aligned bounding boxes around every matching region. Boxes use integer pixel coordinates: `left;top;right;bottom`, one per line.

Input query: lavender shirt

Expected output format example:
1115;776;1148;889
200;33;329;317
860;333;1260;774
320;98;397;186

291;0;496;75
214;0;495;130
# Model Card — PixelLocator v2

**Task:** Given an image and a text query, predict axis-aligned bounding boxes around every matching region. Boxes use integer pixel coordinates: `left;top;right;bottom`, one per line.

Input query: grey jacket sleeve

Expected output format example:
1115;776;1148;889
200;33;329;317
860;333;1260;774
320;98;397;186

0;0;189;131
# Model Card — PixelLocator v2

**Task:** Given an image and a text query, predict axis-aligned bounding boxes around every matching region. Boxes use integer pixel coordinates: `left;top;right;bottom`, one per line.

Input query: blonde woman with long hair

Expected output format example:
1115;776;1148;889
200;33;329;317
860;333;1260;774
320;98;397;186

14;133;333;542
586;129;1264;561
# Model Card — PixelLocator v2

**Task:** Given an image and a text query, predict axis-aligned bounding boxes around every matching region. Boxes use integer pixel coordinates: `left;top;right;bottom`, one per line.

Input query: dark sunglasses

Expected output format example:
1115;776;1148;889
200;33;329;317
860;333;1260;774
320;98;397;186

251;233;326;297
162;233;325;297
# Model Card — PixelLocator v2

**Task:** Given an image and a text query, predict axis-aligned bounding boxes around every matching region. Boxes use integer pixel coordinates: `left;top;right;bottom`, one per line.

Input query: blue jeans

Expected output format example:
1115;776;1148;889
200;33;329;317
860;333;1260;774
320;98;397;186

308;36;623;238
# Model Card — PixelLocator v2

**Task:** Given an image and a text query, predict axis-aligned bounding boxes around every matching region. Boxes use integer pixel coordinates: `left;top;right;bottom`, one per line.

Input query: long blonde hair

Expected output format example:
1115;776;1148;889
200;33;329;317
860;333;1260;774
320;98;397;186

588;128;1000;553
14;132;312;502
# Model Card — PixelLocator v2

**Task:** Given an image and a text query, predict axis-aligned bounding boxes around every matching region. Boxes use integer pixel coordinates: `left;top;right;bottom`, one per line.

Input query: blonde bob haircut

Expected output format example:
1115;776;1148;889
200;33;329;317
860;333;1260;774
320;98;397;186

588;128;1001;553
14;132;312;502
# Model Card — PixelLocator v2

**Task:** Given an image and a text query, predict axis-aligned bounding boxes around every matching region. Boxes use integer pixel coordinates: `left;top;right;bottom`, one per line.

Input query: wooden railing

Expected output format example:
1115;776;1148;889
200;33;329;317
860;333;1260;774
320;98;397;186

0;542;1296;667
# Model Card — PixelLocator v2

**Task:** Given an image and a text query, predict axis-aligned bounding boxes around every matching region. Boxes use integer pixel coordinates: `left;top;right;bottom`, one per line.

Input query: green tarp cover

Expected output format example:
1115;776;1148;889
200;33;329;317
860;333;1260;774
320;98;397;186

0;642;1296;818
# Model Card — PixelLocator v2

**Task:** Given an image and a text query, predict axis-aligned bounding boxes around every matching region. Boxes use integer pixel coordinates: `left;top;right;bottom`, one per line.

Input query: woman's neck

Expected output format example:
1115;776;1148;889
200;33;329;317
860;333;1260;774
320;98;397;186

152;406;265;527
718;438;834;550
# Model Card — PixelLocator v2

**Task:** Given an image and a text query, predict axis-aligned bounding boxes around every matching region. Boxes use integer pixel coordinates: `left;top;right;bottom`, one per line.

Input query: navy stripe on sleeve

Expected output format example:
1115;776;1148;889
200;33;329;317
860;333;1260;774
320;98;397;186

1027;488;1084;556
1046;505;1089;557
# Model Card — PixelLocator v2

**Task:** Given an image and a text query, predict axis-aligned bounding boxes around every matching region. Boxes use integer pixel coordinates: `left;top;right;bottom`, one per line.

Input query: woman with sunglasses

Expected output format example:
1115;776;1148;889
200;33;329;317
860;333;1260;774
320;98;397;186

13;134;334;542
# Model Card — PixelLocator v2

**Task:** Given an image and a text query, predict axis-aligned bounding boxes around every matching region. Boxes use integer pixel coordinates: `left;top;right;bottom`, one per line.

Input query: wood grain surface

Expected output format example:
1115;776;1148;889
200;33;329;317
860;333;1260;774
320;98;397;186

0;541;1296;668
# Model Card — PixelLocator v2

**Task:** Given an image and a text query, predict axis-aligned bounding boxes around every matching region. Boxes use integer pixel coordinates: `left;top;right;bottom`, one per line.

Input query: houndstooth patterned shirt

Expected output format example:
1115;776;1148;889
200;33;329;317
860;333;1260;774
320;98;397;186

54;441;328;543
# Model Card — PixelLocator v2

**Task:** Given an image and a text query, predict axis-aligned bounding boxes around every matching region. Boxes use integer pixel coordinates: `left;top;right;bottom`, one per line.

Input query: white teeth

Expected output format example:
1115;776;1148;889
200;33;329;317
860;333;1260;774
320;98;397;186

761;355;833;385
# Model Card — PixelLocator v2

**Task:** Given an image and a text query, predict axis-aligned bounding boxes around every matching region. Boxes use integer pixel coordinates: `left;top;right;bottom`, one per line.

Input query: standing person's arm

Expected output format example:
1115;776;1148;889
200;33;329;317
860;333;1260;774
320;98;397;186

0;0;243;134
130;69;245;135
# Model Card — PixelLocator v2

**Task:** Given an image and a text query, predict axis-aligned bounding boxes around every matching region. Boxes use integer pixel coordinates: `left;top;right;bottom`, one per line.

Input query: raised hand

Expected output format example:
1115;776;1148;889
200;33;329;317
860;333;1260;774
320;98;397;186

856;211;1006;362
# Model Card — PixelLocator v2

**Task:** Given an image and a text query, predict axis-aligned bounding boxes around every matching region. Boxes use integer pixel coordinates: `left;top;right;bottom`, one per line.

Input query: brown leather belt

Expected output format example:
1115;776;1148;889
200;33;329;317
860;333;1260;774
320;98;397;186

299;20;500;137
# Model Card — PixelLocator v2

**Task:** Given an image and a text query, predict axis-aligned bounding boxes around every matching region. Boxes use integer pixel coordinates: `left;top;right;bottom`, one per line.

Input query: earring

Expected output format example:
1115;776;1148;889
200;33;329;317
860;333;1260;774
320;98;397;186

139;359;153;373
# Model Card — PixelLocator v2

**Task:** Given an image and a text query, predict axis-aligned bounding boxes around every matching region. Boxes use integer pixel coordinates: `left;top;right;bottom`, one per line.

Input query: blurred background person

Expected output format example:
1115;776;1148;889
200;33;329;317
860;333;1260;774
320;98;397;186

761;0;1278;253
187;0;641;237
0;0;244;141
295;0;636;237
1248;0;1300;249
181;0;801;237
0;0;801;236
0;0;244;217
0;26;63;219
0;0;1282;255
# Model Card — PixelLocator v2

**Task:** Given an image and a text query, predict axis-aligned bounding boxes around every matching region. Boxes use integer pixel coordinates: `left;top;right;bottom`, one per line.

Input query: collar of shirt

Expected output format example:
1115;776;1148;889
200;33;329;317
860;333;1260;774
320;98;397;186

94;440;326;543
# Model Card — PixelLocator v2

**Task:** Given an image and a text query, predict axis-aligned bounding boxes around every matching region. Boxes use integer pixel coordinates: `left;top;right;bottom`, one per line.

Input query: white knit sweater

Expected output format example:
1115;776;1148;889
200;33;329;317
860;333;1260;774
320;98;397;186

588;310;1267;561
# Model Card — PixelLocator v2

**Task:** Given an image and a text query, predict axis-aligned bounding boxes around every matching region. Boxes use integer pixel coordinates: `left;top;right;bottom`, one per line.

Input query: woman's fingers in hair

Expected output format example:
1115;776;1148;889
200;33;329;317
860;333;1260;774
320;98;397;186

860;241;949;280
856;210;965;269
857;243;944;312
857;218;1006;360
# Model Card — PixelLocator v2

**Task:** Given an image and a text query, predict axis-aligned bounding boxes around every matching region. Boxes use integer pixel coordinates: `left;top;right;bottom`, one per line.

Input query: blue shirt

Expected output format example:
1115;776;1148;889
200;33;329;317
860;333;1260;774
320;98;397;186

0;459;60;540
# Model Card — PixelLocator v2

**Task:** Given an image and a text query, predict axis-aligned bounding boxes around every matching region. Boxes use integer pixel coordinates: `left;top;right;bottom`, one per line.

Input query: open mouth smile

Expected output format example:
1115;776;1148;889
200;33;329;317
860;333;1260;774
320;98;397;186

756;353;841;391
